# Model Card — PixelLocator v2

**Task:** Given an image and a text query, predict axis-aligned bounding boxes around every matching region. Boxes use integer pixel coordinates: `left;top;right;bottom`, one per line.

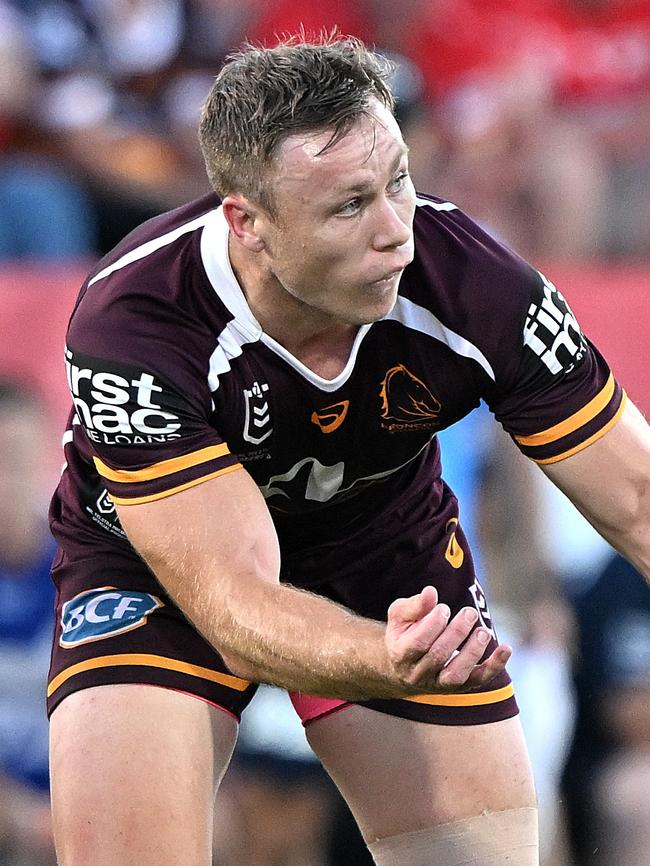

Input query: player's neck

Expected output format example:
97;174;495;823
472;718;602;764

228;236;358;367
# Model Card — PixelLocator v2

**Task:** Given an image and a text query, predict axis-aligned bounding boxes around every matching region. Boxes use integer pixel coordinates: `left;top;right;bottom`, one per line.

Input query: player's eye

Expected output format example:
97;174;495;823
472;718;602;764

337;197;363;216
388;172;410;194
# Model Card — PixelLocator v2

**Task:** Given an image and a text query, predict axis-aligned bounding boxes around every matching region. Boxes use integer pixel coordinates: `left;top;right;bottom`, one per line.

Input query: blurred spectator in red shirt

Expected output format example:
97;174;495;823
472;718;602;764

372;0;650;260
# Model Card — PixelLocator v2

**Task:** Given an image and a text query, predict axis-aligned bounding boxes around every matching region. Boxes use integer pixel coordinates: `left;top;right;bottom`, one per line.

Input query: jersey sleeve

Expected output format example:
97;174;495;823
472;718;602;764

66;284;241;506
485;268;626;464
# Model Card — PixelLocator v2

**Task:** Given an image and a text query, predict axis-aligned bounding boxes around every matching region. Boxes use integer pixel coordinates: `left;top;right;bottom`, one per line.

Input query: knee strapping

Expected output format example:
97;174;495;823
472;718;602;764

367;806;539;866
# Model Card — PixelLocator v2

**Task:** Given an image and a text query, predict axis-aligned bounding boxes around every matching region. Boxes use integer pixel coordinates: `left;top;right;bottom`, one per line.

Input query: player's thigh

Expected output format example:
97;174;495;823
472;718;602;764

306;705;536;843
50;684;238;866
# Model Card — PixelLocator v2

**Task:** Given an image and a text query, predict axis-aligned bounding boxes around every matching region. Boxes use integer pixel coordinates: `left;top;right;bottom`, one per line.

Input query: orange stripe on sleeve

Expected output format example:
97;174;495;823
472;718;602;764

405;682;514;707
533;392;627;465
94;443;231;484
47;653;250;698
515;373;615;448
111;463;242;505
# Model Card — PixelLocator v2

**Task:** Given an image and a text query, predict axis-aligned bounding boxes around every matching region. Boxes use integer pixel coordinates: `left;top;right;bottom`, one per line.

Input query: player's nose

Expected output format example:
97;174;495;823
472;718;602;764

372;198;413;252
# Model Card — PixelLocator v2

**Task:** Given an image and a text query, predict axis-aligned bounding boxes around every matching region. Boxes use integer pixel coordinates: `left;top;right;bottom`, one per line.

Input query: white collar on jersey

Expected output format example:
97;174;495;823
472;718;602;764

200;205;263;342
200;205;373;391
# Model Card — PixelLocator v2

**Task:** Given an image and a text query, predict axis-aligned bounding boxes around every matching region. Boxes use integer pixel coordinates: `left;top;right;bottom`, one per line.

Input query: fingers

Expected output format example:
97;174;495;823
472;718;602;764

386;591;512;694
387;586;438;627
423;606;480;672
435;636;511;690
387;587;455;664
390;603;484;681
463;644;513;689
391;600;452;662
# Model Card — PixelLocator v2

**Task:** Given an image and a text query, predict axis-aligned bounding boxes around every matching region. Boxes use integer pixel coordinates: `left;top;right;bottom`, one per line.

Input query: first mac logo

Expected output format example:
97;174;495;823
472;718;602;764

59;587;163;648
65;346;182;445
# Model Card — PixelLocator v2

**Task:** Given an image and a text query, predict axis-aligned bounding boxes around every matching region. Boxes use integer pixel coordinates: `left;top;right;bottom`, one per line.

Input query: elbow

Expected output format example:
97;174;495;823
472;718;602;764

219;649;261;682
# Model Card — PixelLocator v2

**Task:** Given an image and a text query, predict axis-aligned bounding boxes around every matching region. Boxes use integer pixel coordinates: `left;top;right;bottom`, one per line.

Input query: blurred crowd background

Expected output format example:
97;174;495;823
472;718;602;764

0;1;649;864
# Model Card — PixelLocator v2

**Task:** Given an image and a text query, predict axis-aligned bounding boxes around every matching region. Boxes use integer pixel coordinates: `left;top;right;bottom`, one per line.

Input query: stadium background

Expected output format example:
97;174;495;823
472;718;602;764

0;1;648;864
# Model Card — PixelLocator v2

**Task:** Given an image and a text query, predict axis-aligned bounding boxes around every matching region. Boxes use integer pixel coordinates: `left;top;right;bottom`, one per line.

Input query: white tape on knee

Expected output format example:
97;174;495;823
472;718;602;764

367;807;539;866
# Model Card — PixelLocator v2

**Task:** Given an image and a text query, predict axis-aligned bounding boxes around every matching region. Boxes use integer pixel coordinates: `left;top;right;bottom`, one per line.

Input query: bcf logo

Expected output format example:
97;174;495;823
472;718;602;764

59;587;163;648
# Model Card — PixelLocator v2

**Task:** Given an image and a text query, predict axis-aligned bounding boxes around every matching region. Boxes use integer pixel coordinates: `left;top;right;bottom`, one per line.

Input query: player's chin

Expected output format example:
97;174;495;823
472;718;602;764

357;287;400;322
333;281;400;325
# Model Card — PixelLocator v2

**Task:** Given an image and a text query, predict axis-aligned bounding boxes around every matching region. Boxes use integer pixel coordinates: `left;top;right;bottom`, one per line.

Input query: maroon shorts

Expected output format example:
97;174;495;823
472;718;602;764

47;524;518;726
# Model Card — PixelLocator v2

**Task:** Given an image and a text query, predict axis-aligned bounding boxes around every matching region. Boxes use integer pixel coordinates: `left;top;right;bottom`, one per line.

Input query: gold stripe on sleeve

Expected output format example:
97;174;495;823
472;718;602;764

534;392;627;465
94;442;231;484
515;373;615;448
111;463;242;505
47;653;251;699
405;682;515;707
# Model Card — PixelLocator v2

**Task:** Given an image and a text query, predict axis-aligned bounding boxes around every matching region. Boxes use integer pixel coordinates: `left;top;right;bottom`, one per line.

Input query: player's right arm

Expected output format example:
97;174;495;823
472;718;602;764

115;465;509;701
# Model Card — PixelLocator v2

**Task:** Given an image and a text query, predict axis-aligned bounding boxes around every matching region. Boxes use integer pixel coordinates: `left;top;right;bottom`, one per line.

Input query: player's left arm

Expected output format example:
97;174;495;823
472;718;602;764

541;399;650;582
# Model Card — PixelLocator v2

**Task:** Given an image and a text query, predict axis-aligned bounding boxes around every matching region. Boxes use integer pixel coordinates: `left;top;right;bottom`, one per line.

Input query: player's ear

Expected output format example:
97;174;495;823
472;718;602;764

222;195;266;252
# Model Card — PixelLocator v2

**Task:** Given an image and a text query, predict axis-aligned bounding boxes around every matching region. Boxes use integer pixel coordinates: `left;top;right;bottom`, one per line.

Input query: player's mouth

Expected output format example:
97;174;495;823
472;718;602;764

370;266;407;288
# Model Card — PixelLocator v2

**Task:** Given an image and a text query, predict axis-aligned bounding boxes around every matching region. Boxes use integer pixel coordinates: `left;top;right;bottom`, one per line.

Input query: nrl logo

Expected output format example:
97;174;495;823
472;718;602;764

243;381;272;444
379;364;441;432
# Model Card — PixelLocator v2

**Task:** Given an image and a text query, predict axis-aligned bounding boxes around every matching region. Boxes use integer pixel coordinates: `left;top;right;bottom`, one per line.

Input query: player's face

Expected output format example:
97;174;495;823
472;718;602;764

259;101;416;325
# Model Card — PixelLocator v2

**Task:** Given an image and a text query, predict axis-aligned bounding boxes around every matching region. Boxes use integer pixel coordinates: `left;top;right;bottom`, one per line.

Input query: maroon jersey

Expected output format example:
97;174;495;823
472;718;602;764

50;192;625;591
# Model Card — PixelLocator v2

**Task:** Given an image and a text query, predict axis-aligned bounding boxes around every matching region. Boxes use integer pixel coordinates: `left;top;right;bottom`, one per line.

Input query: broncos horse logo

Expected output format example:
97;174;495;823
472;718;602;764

379;364;441;429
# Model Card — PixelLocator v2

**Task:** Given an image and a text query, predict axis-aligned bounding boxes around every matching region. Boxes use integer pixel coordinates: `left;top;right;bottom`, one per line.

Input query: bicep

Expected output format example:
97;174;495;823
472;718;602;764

540;400;650;573
115;466;281;610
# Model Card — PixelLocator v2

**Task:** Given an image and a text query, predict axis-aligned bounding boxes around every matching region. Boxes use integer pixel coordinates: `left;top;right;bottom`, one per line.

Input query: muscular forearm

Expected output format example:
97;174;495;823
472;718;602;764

153;554;406;700
119;490;416;699
150;555;504;701
117;474;506;702
216;582;408;699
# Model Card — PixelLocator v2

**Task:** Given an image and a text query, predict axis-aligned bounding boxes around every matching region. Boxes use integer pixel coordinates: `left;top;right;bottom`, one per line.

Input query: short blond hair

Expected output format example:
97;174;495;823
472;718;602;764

198;35;395;214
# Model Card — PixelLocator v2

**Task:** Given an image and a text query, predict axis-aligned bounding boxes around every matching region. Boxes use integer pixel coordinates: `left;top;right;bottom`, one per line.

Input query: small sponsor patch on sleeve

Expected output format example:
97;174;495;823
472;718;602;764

523;272;587;376
65;345;242;503
490;269;624;464
65;347;186;447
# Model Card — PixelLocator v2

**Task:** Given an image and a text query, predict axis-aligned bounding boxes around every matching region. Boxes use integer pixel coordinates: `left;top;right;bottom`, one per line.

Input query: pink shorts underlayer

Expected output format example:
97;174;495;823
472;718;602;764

288;691;354;725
